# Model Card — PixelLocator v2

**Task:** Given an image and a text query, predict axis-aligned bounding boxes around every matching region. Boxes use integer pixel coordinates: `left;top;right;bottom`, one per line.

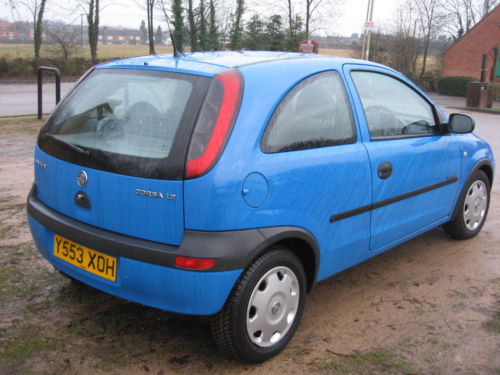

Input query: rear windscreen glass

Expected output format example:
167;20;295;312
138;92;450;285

39;69;210;179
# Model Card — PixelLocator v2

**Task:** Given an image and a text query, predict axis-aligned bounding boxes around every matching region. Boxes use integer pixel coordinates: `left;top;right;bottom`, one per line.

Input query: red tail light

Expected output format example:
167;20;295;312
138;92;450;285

185;69;243;179
175;256;216;270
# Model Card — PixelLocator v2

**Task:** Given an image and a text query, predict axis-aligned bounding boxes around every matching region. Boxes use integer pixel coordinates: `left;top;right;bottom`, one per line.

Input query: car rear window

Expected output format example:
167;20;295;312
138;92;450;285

39;69;211;180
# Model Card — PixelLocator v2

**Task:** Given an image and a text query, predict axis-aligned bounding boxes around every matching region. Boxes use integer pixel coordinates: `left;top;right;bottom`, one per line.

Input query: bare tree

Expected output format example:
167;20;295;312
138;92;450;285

146;0;156;54
46;22;81;63
304;0;326;39
284;0;305;49
217;0;236;45
158;0;184;52
444;0;478;39
415;0;446;79
480;0;499;16
303;0;345;39
389;1;422;74
9;0;48;68
444;0;498;39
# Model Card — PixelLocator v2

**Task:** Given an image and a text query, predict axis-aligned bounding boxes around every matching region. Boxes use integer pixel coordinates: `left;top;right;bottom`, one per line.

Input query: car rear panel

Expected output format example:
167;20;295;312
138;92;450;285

34;68;212;246
34;146;184;245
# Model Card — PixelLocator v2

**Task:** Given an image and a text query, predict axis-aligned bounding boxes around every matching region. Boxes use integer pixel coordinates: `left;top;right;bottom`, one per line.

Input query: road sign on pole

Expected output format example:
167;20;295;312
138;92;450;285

363;21;375;32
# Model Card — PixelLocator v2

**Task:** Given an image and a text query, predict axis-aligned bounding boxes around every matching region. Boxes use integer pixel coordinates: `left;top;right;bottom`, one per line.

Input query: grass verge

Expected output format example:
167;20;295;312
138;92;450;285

316;349;413;374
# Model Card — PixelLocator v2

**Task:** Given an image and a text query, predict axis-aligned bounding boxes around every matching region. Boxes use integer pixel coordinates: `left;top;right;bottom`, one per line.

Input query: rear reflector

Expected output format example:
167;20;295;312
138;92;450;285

175;256;216;270
185;69;243;179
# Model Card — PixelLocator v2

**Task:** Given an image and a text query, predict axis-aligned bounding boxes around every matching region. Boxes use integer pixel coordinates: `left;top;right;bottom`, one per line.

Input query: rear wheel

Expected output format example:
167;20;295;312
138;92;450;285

443;170;490;239
211;249;306;363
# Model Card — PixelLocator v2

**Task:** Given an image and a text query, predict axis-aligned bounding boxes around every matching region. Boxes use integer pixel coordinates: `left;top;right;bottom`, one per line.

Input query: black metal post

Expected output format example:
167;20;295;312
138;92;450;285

37;66;61;119
480;54;488;82
489;47;498;83
37;68;42;119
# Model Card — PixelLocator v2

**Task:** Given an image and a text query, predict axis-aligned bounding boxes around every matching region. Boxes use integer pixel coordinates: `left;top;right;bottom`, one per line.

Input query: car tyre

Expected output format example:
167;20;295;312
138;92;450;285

443;170;490;240
211;248;306;363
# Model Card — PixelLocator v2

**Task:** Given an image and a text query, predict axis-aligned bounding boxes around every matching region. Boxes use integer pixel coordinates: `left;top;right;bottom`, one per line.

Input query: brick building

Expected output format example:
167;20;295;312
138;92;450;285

0;21;47;42
443;5;500;81
0;22;19;41
98;28;144;45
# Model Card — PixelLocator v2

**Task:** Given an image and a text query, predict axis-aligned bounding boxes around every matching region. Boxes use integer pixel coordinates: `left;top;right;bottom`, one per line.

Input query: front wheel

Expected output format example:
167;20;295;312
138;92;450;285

211;249;306;363
443;170;490;239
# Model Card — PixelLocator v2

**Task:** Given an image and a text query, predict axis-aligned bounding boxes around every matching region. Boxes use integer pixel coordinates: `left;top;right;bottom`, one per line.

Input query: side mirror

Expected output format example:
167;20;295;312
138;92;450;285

448;113;475;134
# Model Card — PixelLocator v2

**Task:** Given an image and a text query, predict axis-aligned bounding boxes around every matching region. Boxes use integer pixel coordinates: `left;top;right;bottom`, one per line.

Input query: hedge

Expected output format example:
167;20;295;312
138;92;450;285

486;82;500;107
437;76;477;97
0;57;110;78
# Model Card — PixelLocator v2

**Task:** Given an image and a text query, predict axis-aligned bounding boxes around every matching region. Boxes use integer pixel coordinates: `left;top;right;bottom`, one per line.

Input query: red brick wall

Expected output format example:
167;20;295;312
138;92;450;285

443;5;500;80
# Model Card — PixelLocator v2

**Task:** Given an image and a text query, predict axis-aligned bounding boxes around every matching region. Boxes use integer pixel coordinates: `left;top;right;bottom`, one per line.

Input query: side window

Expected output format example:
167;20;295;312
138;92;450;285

351;71;439;139
262;71;355;153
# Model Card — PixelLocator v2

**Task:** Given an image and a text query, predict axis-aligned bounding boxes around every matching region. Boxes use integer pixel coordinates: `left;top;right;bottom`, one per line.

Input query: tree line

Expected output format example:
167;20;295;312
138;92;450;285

365;0;497;86
164;0;306;53
8;0;327;67
6;0;499;80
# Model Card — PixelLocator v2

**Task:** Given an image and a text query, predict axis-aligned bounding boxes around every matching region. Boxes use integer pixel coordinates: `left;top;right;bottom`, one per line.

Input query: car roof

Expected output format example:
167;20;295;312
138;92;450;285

97;51;391;77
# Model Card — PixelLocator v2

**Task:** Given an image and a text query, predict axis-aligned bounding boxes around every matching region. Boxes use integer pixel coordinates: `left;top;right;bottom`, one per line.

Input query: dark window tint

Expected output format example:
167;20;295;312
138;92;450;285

46;70;193;158
262;71;355;153
351;71;439;139
38;69;210;180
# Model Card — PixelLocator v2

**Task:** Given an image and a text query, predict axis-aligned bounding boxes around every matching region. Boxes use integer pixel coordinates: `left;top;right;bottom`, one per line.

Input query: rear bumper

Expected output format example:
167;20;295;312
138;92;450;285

27;185;244;315
27;184;319;313
28;214;242;315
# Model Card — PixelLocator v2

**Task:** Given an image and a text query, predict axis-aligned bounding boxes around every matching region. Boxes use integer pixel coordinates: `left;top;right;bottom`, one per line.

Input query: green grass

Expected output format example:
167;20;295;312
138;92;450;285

484;311;500;333
0;325;58;361
0;43;174;60
0;116;44;124
0;43;360;60
0;117;44;136
317;349;412;374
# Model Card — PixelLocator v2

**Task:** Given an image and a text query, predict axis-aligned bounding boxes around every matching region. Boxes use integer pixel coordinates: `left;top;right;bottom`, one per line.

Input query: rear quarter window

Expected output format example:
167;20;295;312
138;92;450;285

261;71;355;153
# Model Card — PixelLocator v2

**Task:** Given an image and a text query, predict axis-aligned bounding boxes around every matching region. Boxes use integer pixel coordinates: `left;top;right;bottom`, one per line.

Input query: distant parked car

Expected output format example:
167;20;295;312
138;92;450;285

27;51;495;362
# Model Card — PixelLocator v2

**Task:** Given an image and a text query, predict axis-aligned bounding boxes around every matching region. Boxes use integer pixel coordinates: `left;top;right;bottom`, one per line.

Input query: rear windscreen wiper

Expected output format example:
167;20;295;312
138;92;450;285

44;133;90;157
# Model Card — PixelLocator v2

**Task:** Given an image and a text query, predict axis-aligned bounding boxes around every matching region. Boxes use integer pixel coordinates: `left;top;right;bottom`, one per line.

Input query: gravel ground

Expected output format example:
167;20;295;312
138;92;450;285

0;96;498;374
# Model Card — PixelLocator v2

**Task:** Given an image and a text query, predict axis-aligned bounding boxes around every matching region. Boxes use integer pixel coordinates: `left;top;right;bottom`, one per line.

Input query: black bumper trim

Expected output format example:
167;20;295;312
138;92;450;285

27;185;180;268
28;185;318;273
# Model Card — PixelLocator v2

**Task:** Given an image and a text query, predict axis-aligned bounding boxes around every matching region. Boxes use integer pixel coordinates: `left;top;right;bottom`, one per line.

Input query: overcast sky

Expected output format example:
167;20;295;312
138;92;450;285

0;0;400;37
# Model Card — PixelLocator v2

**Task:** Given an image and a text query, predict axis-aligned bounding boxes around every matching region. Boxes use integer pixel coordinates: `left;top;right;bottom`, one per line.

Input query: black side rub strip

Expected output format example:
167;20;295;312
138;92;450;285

330;176;458;223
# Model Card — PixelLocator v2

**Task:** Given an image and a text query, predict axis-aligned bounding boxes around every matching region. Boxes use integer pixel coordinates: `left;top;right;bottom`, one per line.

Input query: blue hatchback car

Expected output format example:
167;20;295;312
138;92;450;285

28;51;494;362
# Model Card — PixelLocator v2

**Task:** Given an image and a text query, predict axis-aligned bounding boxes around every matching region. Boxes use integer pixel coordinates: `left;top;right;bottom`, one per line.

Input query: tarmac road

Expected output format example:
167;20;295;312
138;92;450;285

0;81;75;117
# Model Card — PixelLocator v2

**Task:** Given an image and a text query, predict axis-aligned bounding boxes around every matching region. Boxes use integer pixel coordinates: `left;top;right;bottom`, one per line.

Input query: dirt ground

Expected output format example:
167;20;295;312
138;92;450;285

0;104;499;374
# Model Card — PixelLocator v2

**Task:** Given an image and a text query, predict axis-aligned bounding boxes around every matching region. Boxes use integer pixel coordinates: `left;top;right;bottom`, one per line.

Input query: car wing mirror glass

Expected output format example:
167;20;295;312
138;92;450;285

448;113;475;134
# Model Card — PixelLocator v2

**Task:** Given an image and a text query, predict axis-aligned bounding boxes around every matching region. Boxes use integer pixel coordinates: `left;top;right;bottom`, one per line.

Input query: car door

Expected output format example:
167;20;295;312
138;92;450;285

257;70;373;280
344;66;461;251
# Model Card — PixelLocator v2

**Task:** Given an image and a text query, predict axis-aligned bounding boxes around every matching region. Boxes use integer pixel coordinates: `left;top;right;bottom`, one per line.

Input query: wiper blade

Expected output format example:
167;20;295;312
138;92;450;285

44;133;90;157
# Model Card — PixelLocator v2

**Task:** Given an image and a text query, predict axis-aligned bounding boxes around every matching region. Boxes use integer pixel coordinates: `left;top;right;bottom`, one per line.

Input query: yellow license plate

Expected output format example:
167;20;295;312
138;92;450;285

53;235;117;281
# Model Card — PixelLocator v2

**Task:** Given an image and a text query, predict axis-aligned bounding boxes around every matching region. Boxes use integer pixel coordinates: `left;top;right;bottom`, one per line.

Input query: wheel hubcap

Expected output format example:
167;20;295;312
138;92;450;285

463;180;487;231
246;266;299;347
